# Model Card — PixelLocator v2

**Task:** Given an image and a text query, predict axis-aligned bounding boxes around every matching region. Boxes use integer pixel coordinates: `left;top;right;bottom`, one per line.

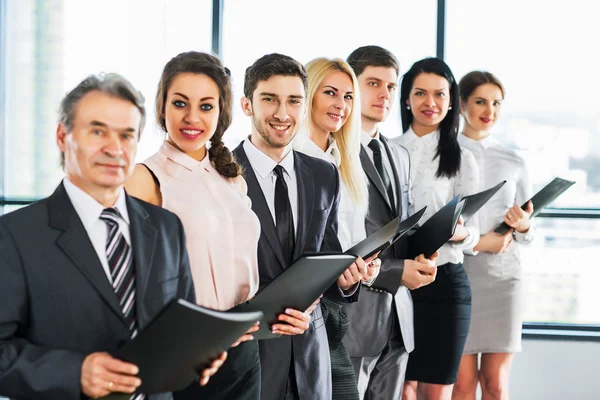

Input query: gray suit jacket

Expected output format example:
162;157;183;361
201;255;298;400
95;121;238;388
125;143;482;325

234;144;358;400
343;135;415;357
0;183;195;400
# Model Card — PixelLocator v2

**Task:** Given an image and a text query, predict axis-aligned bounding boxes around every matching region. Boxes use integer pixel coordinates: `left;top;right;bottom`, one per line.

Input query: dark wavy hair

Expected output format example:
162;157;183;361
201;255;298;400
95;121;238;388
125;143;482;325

400;57;461;178
156;51;240;178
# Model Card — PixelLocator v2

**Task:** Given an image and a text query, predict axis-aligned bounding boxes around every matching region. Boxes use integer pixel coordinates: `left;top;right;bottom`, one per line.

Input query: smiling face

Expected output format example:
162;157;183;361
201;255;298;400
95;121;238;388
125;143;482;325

311;70;354;136
57;90;141;194
461;83;503;134
407;72;451;133
241;74;306;150
164;72;220;160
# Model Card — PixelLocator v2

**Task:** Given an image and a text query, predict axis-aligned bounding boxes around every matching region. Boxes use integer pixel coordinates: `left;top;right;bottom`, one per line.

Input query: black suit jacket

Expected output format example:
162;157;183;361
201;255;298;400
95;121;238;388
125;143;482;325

0;183;195;400
233;143;357;400
343;135;415;357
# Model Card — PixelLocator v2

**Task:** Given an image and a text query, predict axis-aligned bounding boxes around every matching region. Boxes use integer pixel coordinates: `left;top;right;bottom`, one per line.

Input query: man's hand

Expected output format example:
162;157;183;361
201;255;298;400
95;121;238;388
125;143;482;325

231;322;260;348
504;201;534;233
81;352;141;398
199;352;228;386
337;255;373;291
272;308;311;336
474;230;514;253
305;295;322;315
401;252;438;290
450;216;469;242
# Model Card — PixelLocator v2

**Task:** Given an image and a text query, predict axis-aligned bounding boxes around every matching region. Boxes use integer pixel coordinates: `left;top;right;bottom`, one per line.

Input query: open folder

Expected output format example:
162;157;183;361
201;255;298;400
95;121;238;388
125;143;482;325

345;206;427;259
405;196;466;259
495;177;575;234
461;180;507;222
232;254;358;340
107;299;263;395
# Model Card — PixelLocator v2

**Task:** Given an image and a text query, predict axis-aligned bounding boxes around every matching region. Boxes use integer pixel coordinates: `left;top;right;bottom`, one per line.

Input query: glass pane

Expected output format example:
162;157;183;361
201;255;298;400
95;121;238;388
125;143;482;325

1;0;211;198
221;0;437;147
446;0;597;209
521;217;600;324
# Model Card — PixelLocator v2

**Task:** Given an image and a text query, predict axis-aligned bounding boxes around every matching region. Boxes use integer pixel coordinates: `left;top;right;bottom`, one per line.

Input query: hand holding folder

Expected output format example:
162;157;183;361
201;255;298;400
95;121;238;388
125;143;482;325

406;196;466;260
102;299;263;395
232;254;358;340
495;177;575;234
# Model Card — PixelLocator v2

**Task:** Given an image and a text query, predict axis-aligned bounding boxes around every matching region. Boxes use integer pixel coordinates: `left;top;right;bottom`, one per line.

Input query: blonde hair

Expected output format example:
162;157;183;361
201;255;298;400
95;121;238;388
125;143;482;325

303;57;369;213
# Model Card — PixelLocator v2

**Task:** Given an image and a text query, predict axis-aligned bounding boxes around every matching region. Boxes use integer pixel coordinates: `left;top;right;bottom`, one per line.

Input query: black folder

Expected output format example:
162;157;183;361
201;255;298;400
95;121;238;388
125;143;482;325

461;180;507;222
109;299;263;395
345;206;427;259
494;177;575;234
406;196;466;259
232;254;358;340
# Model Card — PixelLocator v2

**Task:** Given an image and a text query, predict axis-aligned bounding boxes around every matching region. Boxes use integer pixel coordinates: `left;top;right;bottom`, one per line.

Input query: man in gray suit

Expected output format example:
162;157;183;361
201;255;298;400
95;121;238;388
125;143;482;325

343;46;438;400
0;74;224;400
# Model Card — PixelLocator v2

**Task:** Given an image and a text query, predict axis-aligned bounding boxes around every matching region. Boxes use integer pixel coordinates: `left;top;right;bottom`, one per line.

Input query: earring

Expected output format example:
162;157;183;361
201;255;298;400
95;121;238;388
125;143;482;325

448;106;453;110
406;105;411;110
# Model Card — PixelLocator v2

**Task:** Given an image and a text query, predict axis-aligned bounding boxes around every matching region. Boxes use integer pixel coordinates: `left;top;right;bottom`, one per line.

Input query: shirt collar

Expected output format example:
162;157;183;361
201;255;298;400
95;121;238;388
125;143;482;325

160;141;211;172
293;133;340;167
63;177;130;227
404;126;440;148
243;137;295;179
458;133;496;150
361;130;380;148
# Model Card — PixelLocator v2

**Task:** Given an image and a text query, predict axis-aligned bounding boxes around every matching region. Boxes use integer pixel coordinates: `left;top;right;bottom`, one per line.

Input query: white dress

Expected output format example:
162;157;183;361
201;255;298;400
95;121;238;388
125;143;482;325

458;134;535;354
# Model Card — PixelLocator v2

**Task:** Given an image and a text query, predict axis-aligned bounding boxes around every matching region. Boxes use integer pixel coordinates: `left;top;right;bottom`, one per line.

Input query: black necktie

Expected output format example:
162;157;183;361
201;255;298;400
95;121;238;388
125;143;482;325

273;165;295;266
368;139;396;214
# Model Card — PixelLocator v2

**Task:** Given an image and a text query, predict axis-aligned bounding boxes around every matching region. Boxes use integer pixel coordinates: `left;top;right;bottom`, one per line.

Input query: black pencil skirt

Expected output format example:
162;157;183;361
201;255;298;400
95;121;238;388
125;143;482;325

405;262;472;385
173;339;260;400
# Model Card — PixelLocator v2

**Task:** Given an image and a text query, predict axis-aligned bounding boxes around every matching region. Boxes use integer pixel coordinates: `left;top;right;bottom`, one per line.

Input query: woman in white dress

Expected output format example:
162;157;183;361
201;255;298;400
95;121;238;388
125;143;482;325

452;71;534;400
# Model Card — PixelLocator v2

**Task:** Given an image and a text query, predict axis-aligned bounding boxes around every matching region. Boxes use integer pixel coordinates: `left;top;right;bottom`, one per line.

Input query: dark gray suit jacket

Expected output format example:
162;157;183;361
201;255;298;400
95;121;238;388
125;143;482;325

343;135;415;357
0;183;195;400
233;143;358;400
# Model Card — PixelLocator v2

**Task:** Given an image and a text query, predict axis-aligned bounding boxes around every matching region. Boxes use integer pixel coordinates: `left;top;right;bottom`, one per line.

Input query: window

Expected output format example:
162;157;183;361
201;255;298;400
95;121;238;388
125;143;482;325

446;0;600;325
221;0;437;147
0;0;212;201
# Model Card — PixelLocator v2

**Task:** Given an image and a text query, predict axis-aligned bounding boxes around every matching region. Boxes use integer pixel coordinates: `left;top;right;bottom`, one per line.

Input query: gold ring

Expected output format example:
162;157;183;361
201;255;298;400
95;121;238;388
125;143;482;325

107;381;114;389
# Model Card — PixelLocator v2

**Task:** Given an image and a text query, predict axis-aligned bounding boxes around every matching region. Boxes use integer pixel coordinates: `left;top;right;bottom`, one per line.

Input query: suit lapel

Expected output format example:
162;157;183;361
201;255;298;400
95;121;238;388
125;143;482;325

234;145;287;270
292;153;313;262
380;136;403;218
126;195;157;319
360;145;393;213
49;183;128;327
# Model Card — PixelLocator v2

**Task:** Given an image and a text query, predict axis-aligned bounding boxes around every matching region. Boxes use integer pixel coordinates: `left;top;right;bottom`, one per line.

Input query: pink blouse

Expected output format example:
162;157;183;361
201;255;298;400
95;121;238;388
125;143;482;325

144;141;260;311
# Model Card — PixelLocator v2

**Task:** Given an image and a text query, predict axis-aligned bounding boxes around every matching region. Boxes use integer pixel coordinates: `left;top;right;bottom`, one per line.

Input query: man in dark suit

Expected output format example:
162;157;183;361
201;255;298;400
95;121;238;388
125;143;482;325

342;46;438;400
233;53;369;400
0;74;224;400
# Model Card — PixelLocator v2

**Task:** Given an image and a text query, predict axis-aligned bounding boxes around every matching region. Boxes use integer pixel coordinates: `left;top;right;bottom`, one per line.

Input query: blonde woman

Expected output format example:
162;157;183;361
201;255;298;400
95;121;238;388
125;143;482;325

294;57;379;400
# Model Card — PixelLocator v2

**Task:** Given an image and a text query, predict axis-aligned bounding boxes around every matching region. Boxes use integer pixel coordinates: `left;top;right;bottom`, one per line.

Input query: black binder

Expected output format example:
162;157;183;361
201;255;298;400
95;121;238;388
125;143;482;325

495;177;575;234
406;196;466;259
232;254;358;340
345;206;427;259
109;299;263;394
461;180;507;222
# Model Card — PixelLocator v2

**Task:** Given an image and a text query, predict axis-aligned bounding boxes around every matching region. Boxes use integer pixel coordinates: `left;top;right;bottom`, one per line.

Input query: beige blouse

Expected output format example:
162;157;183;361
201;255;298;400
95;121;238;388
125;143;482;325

144;141;260;311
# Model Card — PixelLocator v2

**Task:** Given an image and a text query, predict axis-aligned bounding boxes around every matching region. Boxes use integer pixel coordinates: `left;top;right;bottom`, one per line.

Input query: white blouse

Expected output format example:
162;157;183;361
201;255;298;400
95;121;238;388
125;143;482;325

458;134;535;247
293;134;367;251
394;128;480;266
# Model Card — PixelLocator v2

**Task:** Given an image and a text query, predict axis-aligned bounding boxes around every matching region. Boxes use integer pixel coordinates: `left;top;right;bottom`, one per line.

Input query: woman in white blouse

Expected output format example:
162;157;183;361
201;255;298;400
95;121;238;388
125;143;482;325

293;57;380;400
394;57;480;400
452;71;534;400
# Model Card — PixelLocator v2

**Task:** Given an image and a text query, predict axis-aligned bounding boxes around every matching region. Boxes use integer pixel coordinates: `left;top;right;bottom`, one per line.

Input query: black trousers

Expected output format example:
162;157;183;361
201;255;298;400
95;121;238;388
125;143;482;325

173;340;260;400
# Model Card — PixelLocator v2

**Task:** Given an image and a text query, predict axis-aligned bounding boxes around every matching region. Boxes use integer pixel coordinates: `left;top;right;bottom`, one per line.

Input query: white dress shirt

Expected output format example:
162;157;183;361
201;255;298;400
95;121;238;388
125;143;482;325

293;134;367;251
243;138;298;233
394;127;480;266
458;134;535;244
63;178;130;284
360;131;398;206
